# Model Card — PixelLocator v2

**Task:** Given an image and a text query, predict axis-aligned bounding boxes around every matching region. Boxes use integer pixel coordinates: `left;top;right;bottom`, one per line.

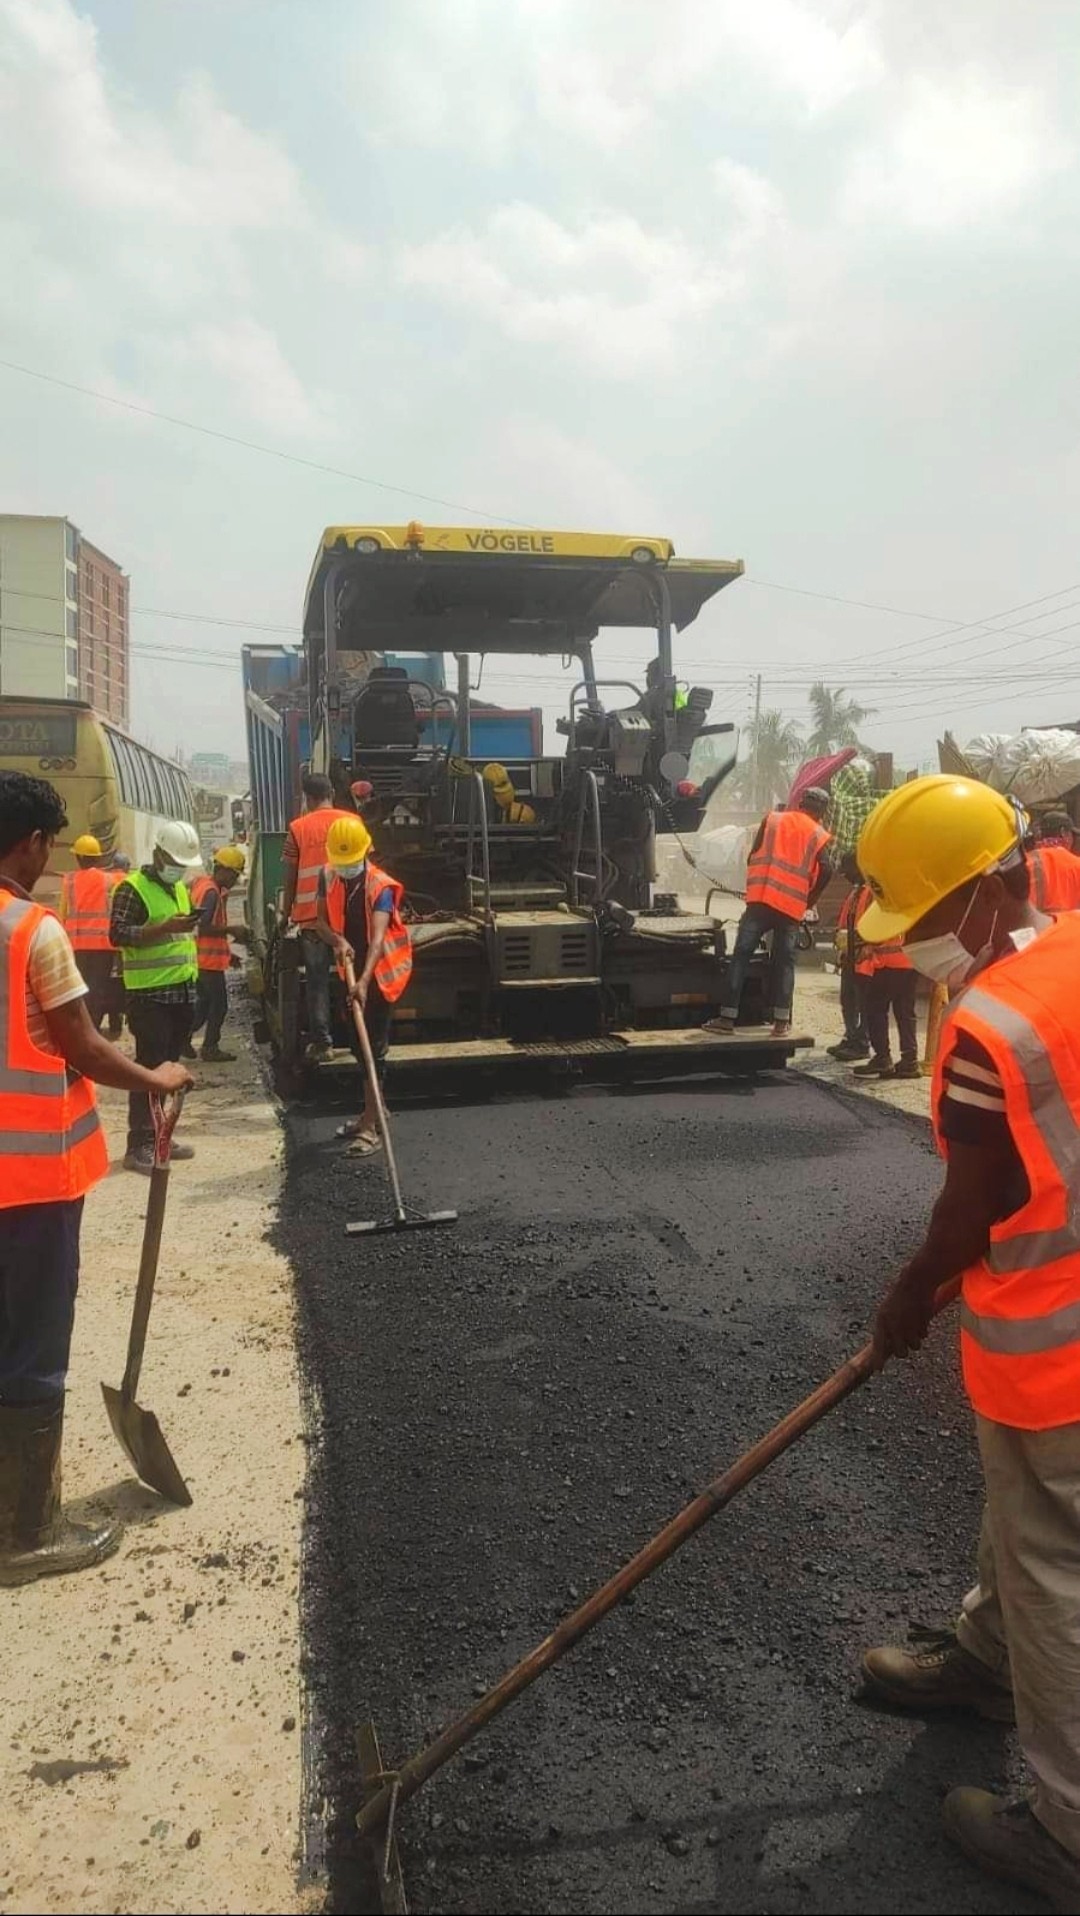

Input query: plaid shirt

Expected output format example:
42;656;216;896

827;763;879;856
109;866;196;1007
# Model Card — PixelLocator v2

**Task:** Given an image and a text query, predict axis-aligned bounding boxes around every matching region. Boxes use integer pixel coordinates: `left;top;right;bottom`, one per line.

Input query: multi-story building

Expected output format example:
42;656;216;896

0;514;129;727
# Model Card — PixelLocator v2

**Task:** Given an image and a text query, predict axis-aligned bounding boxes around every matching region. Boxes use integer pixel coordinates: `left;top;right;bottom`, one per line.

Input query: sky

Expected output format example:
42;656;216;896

1;0;1079;771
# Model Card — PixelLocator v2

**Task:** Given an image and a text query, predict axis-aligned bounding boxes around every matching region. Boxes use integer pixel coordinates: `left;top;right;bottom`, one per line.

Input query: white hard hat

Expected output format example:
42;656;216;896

155;819;203;869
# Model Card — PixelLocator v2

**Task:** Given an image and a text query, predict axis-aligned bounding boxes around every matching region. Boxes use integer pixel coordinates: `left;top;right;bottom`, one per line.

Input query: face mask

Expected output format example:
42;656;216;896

335;860;365;882
906;884;998;991
159;861;186;885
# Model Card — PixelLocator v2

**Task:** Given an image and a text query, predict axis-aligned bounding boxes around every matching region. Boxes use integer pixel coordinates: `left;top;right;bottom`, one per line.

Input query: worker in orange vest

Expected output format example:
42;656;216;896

58;834;118;1031
827;852;871;1061
313;815;412;1156
0;771;192;1584
1028;813;1080;912
856;775;1080;1907
850;917;920;1081
280;773;356;1064
704;787;832;1039
185;845;246;1063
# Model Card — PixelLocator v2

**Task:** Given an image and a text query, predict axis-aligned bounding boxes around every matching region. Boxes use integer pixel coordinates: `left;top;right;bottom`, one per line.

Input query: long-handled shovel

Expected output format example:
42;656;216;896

101;1090;192;1507
342;956;457;1237
356;1281;958;1910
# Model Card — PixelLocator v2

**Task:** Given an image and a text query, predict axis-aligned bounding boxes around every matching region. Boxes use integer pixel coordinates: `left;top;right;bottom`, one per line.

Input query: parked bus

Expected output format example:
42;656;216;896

0;695;195;903
193;786;249;865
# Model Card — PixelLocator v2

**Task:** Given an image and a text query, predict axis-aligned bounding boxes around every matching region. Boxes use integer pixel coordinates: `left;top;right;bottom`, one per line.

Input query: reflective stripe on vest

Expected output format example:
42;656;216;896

931;915;1080;1426
190;875;230;972
745;812;831;919
287;809;356;924
59;867;114;951
0;890;108;1206
118;871;197;990
324;860;413;1004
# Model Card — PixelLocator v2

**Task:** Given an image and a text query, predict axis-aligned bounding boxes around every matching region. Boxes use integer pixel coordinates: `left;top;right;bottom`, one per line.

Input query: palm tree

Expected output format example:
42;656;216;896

806;682;877;757
735;708;805;810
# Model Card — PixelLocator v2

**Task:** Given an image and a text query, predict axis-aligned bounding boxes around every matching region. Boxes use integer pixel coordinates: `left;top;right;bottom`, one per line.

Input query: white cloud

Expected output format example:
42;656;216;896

843;72;1072;228
0;0;335;433
399;171;795;377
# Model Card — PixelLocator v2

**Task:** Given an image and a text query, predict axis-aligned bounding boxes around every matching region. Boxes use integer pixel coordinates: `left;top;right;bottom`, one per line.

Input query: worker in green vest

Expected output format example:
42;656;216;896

109;821;202;1174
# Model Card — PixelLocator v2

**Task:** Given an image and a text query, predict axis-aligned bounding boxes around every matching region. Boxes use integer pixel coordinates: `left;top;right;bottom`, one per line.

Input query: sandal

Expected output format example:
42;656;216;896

346;1130;382;1157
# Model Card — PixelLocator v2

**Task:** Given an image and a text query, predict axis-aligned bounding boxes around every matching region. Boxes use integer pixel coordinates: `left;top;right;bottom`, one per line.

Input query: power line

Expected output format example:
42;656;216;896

0;355;532;527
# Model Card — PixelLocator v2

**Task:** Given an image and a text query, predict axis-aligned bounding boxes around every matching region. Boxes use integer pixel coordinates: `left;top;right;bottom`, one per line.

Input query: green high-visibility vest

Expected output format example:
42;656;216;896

119;870;198;991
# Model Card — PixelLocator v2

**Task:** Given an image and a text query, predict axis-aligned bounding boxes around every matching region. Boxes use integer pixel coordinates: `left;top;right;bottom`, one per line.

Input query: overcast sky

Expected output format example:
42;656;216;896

1;0;1078;770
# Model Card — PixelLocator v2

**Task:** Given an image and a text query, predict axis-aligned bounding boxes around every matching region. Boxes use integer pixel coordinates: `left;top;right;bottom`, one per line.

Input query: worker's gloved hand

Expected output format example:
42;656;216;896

871;1273;936;1368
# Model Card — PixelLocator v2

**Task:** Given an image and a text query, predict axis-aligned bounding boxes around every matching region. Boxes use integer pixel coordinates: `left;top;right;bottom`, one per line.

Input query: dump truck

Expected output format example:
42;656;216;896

248;523;804;1090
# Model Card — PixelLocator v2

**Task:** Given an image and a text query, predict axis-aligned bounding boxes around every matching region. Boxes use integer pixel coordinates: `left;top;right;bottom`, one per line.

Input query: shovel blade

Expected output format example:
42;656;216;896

101;1382;192;1507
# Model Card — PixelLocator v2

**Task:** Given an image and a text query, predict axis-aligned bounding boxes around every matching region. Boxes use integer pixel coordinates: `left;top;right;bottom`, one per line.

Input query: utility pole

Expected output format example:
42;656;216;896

751;672;762;812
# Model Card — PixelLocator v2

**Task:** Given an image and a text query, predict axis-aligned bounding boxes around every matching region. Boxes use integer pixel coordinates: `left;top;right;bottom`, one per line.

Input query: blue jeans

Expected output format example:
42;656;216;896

0;1199;83;1403
301;930;333;1047
722;904;799;1024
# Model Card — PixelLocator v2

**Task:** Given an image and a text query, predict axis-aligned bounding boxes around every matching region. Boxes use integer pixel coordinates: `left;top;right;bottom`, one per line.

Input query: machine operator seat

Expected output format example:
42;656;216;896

353;667;421;752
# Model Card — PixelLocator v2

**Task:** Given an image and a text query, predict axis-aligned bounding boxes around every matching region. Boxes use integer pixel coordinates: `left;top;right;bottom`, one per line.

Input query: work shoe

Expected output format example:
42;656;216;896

942;1791;1080;1912
894;1059;921;1079
852;1056;895;1079
701;1018;737;1036
827;1040;870;1060
200;1046;236;1063
0;1400;121;1586
305;1040;334;1064
861;1625;1015;1721
123;1145;155;1175
181;1042;198;1059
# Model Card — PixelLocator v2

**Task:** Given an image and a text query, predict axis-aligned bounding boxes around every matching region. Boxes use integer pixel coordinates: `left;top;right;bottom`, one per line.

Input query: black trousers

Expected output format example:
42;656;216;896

0;1199;82;1403
126;998;193;1151
866;968;918;1064
76;949;114;1031
192;971;228;1049
839;961;868;1045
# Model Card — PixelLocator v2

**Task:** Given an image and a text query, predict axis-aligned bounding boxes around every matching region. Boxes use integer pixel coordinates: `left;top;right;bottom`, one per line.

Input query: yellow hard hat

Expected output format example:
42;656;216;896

72;834;102;858
857;775;1019;942
325;815;372;867
482;762;509;787
214;844;246;873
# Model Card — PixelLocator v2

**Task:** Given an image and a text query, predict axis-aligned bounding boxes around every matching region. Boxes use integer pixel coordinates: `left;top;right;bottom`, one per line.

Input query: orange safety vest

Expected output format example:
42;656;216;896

189;875;230;972
0;886;109;1209
323;861;413;1002
58;866;114;952
286;808;356;924
932;913;1080;1429
1029;845;1080;913
849;884;877;977
745;811;832;921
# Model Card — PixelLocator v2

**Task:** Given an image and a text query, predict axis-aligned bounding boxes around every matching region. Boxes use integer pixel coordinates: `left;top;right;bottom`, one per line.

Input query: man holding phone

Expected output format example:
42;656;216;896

110;821;202;1174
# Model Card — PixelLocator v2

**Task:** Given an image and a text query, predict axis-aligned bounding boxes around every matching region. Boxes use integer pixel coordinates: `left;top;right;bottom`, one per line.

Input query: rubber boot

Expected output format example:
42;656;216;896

0;1399;121;1586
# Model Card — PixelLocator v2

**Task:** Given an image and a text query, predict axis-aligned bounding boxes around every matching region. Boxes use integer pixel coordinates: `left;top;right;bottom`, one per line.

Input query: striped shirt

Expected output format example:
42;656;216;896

939;1028;1029;1216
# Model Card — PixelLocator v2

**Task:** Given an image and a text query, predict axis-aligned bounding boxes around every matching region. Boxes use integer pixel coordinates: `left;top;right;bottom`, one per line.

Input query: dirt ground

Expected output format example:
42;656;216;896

1;994;308;1916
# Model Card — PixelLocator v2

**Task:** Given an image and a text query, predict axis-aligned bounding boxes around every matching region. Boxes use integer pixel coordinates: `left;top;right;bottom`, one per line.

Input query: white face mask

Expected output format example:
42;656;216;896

335;860;365;882
906;883;998;991
159;860;186;885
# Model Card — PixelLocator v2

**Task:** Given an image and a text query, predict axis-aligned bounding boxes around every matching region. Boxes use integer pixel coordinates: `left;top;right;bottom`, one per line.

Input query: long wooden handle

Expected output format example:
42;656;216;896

122;1091;184;1402
357;1278;959;1837
343;955;405;1222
